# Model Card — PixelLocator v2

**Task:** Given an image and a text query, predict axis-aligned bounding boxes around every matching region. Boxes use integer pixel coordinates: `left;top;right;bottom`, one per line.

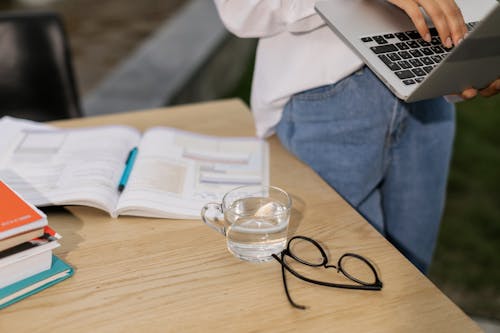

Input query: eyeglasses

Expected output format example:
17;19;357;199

271;235;383;309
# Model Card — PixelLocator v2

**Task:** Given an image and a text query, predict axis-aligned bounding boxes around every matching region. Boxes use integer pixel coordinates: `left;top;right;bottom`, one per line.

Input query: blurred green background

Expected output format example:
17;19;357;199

227;55;500;320
430;94;500;320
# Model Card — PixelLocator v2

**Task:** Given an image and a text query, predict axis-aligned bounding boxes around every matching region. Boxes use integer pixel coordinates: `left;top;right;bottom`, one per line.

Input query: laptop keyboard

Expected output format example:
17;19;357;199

361;22;477;86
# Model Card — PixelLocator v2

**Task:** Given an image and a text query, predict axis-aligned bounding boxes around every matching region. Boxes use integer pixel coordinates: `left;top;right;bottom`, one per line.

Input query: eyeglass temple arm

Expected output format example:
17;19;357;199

272;254;307;310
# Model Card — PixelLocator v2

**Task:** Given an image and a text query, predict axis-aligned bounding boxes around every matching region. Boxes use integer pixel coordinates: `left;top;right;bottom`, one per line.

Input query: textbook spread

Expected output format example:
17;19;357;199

0;117;269;219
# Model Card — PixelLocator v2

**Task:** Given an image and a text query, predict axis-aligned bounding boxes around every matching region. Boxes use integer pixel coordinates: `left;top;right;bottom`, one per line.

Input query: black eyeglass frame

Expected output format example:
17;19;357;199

272;235;383;309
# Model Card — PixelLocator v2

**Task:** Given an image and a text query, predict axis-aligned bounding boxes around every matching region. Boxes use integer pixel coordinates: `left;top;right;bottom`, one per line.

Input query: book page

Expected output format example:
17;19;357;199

0;119;141;214
115;127;269;219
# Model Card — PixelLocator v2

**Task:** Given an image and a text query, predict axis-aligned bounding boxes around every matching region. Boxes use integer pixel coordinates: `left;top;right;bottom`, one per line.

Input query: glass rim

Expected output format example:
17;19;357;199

222;185;292;216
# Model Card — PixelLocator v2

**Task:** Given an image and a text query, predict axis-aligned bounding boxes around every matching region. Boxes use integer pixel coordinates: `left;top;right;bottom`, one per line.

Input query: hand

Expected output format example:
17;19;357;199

460;79;500;99
388;0;500;100
388;0;467;48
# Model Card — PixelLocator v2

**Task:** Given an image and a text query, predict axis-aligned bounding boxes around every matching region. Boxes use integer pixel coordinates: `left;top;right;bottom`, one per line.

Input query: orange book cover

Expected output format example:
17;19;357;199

0;181;43;233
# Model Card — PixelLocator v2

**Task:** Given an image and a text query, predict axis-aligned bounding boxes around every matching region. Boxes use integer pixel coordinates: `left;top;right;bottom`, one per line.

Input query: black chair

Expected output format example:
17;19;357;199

0;11;82;121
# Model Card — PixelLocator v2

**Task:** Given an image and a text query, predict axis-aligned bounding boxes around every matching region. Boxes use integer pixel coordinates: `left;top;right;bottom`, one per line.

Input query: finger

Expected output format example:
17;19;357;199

457;4;469;37
417;0;452;48
479;79;500;98
390;0;430;41
460;88;477;99
436;0;467;45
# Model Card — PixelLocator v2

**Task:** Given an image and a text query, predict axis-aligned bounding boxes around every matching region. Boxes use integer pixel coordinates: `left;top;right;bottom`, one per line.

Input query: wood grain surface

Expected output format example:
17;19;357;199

0;99;480;333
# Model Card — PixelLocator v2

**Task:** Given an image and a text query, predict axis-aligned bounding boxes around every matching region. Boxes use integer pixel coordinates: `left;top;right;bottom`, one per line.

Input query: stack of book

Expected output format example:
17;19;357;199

0;181;73;309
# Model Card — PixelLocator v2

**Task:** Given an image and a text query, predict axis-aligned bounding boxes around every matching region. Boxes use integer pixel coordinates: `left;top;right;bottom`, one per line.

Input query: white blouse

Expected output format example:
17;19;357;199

214;0;364;137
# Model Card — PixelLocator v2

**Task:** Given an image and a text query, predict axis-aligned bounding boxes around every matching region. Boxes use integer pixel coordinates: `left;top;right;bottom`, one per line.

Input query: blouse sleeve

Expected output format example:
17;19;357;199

213;0;325;38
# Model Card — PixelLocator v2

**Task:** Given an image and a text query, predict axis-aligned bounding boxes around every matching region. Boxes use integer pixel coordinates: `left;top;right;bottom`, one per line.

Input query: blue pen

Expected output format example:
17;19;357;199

118;147;138;192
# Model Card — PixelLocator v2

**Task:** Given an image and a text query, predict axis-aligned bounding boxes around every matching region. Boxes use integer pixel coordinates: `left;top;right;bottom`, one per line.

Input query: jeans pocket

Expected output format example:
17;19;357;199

292;67;366;103
289;82;357;123
292;82;341;102
288;68;372;123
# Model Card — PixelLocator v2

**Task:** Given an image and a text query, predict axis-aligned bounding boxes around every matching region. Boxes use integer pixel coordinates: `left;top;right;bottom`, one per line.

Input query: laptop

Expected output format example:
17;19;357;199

315;0;500;102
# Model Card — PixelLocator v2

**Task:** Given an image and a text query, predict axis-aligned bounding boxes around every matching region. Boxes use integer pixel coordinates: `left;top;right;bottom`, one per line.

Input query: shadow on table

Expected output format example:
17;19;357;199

39;205;84;262
288;193;305;238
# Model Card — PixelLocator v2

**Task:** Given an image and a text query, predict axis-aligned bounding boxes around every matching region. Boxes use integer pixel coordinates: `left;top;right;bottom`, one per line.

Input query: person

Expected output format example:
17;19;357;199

213;0;500;273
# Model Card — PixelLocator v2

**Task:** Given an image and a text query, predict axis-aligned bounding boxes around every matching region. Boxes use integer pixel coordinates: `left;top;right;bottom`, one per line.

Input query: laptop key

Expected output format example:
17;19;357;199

373;35;388;44
395;70;415;79
466;21;478;31
412;68;427;76
431;46;445;54
370;44;398;54
395;32;409;41
421;57;434;65
388;62;401;71
466;24;473;31
423;66;434;74
378;55;401;71
398;51;412;59
409;58;424;67
415;77;425;83
361;37;373;42
387;53;402;61
417;39;431;47
431;55;442;63
407;41;420;48
396;42;410;50
421;47;434;56
406;30;421;39
398;60;412;69
409;49;423;57
403;79;416;85
378;54;392;65
431;37;442;45
384;34;395;39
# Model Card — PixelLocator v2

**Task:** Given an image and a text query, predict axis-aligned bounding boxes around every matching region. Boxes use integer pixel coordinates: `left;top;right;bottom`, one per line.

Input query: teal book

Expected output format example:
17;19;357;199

0;255;73;309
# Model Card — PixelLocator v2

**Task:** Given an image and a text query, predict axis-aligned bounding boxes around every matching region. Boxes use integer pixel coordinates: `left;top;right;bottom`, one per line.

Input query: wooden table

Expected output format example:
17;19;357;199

0;99;480;332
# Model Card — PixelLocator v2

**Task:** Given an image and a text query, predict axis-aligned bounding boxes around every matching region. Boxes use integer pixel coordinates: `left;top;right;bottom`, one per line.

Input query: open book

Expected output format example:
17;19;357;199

0;117;269;219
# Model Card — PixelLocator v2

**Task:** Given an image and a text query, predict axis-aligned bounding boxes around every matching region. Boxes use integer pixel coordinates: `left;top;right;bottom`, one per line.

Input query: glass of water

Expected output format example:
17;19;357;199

201;185;292;262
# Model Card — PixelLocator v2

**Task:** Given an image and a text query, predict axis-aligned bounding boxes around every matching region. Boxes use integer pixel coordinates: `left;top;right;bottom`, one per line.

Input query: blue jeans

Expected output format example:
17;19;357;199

276;67;455;273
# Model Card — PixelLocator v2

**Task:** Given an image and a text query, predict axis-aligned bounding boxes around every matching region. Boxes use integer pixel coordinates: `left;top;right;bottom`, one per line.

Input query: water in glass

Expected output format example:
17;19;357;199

226;196;289;262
